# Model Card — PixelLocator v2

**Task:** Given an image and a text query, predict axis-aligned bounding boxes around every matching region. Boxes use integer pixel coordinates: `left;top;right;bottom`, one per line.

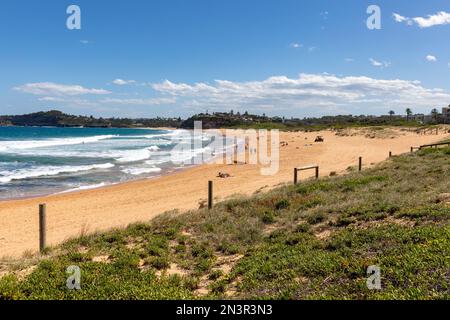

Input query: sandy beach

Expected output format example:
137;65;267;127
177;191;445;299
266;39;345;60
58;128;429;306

1;127;449;259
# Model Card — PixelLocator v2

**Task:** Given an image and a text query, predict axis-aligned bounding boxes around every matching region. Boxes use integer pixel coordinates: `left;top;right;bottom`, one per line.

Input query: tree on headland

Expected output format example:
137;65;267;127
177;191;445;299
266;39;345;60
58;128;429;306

405;108;413;121
388;110;395;120
431;108;438;122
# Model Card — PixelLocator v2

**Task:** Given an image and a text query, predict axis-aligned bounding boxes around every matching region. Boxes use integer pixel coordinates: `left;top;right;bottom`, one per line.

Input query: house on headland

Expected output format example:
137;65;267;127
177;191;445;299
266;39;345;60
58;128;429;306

442;106;450;123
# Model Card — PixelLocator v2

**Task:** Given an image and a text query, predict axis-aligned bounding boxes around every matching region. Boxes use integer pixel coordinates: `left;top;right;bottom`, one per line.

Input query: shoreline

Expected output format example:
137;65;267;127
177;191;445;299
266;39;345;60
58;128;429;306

0;163;199;204
1;127;449;259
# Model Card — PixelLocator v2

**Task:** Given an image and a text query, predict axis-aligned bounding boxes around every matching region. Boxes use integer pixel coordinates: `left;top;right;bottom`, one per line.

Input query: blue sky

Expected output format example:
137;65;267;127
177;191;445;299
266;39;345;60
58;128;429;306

1;0;450;118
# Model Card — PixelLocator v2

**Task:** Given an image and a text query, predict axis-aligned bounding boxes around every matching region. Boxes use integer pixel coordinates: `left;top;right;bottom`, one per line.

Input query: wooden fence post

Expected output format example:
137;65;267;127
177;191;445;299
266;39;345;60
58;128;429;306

389;151;392;158
208;181;213;210
39;204;46;253
358;157;362;172
315;166;319;179
294;168;298;185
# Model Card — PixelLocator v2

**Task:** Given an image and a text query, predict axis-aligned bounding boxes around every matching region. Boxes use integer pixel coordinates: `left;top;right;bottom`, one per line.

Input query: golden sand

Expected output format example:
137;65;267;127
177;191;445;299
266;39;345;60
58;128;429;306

0;127;448;258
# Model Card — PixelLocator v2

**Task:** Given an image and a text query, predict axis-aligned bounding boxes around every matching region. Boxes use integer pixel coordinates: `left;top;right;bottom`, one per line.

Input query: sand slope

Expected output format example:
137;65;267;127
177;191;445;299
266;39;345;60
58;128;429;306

1;127;449;258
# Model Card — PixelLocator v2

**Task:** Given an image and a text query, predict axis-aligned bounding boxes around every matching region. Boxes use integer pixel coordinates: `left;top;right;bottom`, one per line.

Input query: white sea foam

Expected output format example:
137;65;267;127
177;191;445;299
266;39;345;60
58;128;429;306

169;146;213;163
121;167;162;176
148;145;160;151
144;159;168;165
59;182;107;194
115;148;152;163
0;135;117;152
0;163;115;184
114;145;163;163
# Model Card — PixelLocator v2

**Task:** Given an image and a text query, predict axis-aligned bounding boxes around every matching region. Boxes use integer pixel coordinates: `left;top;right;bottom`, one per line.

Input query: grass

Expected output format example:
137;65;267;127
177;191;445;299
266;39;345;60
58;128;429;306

0;146;449;300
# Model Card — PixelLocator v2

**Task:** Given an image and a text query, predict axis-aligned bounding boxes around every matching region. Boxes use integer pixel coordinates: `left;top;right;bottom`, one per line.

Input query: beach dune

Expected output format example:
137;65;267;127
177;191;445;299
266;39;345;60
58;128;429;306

1;127;449;259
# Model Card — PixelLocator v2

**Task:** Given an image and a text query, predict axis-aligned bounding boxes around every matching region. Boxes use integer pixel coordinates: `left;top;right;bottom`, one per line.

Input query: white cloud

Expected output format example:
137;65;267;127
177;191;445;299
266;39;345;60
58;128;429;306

345;58;354;62
393;13;408;23
426;55;437;62
370;58;391;68
80;40;90;44
14;82;110;96
393;11;450;28
37;96;99;107
413;11;450;28
152;73;450;114
112;79;136;86
38;97;66;102
290;43;302;49
99;97;175;105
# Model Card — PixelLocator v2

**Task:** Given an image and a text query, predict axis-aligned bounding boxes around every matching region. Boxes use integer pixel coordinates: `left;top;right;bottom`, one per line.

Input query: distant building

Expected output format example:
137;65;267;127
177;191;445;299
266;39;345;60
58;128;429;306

443;106;450;122
412;113;434;124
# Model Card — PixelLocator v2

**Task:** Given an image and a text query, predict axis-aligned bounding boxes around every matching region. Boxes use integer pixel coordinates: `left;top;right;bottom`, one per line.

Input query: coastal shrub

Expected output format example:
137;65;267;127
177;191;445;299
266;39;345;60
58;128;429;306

261;210;276;224
296;182;334;195
396;205;450;221
339;175;387;192
295;223;311;233
113;253;140;270
307;212;327;225
275;199;290;210
217;240;240;255
335;215;356;227
147;256;169;270
299;196;323;209
0;275;23;300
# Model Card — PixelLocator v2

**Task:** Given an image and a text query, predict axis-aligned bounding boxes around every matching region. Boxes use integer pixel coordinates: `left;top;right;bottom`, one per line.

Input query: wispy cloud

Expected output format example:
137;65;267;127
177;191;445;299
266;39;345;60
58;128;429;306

14;82;111;96
320;11;329;20
37;96;99;107
369;58;391;68
289;43;317;53
112;79;136;86
393;13;411;24
426;55;437;62
393;11;450;28
99;97;176;105
289;43;302;49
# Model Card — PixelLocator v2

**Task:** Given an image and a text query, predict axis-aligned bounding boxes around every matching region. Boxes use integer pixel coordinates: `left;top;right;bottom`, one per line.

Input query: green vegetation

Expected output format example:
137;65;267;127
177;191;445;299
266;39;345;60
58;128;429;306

180;111;444;131
1;147;449;300
0;110;182;128
2;110;447;131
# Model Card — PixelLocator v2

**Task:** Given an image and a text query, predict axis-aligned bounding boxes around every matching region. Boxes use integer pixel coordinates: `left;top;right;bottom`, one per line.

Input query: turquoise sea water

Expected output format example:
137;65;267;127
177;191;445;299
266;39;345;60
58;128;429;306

0;126;212;200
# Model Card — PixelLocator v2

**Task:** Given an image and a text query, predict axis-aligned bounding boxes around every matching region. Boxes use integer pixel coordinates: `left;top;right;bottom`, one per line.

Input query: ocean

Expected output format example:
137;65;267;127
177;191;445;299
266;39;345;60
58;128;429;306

0;126;216;200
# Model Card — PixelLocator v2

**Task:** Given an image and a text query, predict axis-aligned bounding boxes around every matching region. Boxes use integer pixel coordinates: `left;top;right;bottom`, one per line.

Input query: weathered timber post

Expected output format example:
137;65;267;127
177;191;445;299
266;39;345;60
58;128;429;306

39;204;46;253
208;181;213;210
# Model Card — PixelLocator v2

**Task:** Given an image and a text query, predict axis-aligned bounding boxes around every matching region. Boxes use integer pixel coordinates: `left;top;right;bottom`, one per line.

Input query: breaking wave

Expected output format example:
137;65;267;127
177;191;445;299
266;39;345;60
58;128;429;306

0;163;115;184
